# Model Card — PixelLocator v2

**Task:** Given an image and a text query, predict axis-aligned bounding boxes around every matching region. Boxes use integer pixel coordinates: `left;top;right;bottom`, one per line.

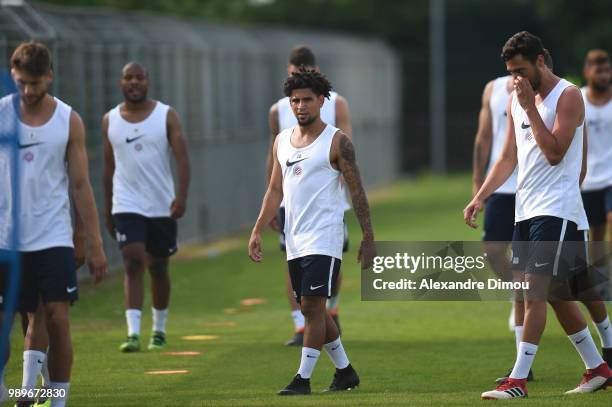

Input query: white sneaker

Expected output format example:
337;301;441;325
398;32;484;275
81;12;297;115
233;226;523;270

564;363;611;394
482;378;528;399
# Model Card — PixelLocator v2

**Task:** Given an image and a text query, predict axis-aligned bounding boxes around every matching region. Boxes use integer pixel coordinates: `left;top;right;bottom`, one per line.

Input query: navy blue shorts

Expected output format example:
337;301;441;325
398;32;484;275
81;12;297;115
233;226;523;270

1;247;78;312
581;187;612;227
288;255;341;303
511;216;588;279
483;193;515;242
113;213;177;257
279;207;348;252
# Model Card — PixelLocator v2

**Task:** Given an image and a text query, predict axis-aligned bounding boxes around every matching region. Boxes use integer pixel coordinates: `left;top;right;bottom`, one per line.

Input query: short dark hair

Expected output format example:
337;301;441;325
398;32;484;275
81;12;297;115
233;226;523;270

501;31;545;63
10;41;53;76
283;68;332;99
288;46;316;67
543;48;553;70
584;49;610;67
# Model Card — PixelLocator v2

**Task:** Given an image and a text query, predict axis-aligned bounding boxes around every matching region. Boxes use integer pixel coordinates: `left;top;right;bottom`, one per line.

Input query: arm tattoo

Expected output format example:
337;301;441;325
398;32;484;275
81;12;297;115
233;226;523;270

339;135;374;240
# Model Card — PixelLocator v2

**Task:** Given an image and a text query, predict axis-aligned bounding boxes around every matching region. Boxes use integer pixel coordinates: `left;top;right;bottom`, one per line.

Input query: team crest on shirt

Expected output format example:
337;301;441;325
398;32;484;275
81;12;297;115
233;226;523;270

293;165;303;176
23;151;34;162
134;143;143;152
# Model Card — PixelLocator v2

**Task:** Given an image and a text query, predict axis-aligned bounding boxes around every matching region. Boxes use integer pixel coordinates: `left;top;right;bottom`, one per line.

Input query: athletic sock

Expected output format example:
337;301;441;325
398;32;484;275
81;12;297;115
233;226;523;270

509;342;538;379
291;310;305;333
41;355;50;387
568;327;605;369
22;350;45;390
326;295;340;312
593;316;612;348
323;337;350;369
514;325;523;353
125;309;141;336
297;347;320;379
49;381;70;407
152;307;168;333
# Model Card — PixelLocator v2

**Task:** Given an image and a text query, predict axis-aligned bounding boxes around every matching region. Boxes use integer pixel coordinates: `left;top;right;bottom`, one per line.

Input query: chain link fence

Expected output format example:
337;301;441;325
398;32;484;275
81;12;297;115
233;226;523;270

0;1;401;268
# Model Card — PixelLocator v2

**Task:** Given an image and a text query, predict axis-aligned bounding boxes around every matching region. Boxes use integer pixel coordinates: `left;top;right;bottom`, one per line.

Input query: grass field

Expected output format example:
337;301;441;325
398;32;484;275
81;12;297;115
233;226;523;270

4;174;611;406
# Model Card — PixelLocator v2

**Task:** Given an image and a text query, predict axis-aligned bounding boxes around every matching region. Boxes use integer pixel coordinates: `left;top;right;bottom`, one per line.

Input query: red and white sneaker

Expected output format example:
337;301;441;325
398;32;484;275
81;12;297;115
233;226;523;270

565;362;611;394
482;378;528;399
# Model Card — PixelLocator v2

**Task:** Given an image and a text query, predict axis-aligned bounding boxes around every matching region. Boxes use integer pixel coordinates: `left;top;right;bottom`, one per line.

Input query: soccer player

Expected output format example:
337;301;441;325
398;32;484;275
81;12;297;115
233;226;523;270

266;46;353;346
465;31;612;399
580;49;612;300
249;68;375;395
0;41;107;407
103;62;190;352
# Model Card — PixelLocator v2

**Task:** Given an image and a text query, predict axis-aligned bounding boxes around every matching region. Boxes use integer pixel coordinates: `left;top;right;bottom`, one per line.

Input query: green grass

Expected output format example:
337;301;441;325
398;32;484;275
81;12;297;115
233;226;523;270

4;173;611;406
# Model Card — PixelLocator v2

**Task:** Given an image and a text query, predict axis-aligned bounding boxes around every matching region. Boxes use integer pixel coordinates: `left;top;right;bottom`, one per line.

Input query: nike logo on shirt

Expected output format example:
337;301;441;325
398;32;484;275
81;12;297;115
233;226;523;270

18;142;43;149
126;135;145;143
286;158;307;167
521;122;531;129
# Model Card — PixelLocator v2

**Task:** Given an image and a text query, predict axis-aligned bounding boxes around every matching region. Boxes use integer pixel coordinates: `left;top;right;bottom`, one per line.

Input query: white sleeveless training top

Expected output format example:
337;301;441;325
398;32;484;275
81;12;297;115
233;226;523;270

0;94;74;251
580;87;612;191
277;91;351;211
488;76;517;194
108;101;175;217
512;79;588;230
277;124;345;260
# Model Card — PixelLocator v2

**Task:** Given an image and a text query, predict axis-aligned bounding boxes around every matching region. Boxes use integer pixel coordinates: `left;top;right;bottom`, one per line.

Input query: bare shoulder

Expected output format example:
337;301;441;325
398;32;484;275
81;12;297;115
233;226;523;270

332;130;354;156
335;94;349;108
69;110;85;135
557;85;585;116
269;102;279;115
482;79;495;103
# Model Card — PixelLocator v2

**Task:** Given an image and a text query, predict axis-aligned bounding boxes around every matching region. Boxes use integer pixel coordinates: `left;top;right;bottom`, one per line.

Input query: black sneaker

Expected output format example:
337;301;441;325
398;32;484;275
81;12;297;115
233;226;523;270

603;347;612;369
278;374;311;395
495;368;534;384
332;314;341;335
326;364;360;391
285;332;304;346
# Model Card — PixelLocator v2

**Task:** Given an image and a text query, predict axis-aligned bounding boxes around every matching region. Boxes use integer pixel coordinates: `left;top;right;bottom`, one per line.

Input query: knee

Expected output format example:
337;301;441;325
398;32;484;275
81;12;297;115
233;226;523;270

300;299;324;320
149;259;169;280
44;305;69;329
123;253;145;275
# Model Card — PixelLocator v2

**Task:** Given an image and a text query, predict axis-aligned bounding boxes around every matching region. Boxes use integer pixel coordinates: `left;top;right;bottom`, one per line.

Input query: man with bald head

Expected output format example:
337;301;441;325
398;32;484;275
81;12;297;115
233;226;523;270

103;62;191;352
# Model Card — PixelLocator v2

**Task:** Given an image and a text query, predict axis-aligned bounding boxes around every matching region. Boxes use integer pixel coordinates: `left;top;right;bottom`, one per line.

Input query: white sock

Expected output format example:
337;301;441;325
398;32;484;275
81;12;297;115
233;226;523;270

22;350;46;390
152;308;168;333
326;295;339;311
49;382;70;407
125;309;141;336
323;337;350;369
594;316;612;348
568;327;604;369
509;342;538;379
291;310;305;332
514;326;523;352
297;347;320;379
41;354;50;387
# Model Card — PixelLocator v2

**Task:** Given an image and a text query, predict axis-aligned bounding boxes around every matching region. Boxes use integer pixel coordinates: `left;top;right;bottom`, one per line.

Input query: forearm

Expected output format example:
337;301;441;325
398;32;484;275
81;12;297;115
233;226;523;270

74;182;104;247
103;172;113;217
474;157;516;201
472;140;489;186
176;159;191;200
350;186;374;241
253;188;283;232
526;108;563;163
